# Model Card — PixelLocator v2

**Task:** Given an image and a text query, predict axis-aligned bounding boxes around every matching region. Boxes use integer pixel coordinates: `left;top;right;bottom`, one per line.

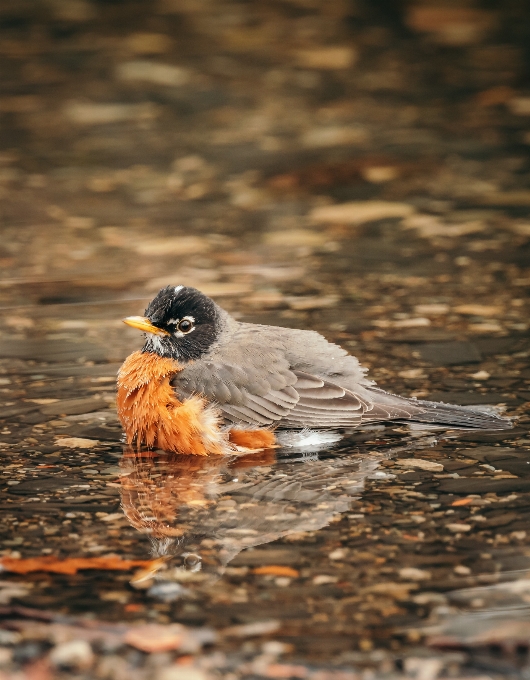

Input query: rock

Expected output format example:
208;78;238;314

286;295;338;311
416;341;482;366
328;548;347;560
402;214;485;237
125;33;174;54
446;523;472;532
405;6;495;46
294;47;357;70
132;236;210;256
50;640;94;669
300;126;368;148
361;165;400;183
124;624;189;653
313;575;338;585
310;201;414;225
414;304;450;316
508;98;530;116
157;668;208;680
223;620;281;637
399;567;431;581
454;304;502;317
116;61;191;87
397;459;444;472
55;437;100;449
264;229;328;248
47;0;96;22
65;101;158;125
469;370;490;380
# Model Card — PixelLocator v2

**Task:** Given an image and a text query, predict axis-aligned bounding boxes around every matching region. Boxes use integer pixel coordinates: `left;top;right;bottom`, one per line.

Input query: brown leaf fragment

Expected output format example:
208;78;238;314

253;566;299;577
124;624;188;652
0;555;156;575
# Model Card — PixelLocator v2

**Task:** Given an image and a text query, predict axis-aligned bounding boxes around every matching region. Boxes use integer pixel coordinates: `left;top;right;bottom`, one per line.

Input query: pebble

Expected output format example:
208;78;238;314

402;214;485;237
414;304;450;316
398;567;431;581
454;304;502;316
469;370;490;380
310;201;414;225
55;437;100;449
446;523;472;533
125;32;174;54
508;97;530;116
124;624;189;653
263;229;328;248
405;6;494;46
286;295;338;311
132;236;210;256
64;101;158;125
397;459;444;472
300;126;368;148
313;575;338;585
294;47;357;70
116;61;191;87
156;668;207;680
50;640;94;669
48;0;96;22
361;166;400;183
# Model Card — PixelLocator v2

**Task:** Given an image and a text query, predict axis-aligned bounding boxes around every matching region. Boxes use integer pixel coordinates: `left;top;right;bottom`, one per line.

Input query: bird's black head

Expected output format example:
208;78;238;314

124;286;221;362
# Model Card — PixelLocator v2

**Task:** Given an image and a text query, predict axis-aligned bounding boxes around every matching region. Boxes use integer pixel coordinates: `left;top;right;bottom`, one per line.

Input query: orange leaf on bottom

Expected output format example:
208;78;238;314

0;555;155;575
253;566;299;577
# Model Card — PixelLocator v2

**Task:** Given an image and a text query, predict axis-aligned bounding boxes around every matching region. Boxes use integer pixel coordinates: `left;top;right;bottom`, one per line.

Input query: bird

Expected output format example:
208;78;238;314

117;285;511;456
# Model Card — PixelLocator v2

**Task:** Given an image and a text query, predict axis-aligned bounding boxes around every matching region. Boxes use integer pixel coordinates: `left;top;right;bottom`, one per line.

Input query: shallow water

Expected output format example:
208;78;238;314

0;0;530;676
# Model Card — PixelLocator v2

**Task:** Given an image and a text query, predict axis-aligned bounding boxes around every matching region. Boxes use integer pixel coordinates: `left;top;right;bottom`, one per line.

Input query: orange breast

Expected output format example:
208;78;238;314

117;351;229;456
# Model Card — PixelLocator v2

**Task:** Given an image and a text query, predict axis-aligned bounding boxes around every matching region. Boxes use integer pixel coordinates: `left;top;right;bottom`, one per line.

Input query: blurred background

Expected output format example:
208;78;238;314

0;0;528;386
1;3;530;676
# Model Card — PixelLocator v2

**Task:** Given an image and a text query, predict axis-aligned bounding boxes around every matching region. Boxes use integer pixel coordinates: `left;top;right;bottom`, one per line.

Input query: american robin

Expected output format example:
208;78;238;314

117;285;510;456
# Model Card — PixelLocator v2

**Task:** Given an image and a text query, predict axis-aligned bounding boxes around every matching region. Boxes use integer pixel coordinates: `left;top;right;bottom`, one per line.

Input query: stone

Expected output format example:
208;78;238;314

508;98;530;116
300;126;368;148
49;640;94;669
454;304;502;317
310;201;414;225
124;624;189;652
65;101;158;125
402;214;485;238
125;33;173;54
446;523;472;532
416;341;482;366
398;567;431;581
156;668;207;680
55;437;100;449
294;47;357;70
132;236;210;256
405;6;495;46
397;459;444;472
116;61;191;87
263;229;328;248
414;304;450;316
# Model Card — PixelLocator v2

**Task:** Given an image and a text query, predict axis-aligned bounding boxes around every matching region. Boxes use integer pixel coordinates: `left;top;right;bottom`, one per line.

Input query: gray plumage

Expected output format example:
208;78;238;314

169;297;511;432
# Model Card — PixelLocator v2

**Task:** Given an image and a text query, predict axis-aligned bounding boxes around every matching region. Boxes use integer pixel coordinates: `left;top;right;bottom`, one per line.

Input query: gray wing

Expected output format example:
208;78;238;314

172;322;511;431
171;324;374;429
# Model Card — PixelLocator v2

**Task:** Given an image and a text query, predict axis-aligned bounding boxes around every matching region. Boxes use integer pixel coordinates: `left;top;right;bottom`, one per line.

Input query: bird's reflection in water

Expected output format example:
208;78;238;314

118;435;434;586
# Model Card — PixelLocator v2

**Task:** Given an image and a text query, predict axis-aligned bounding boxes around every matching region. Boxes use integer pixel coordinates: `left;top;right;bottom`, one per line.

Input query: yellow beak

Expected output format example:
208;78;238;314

122;316;170;336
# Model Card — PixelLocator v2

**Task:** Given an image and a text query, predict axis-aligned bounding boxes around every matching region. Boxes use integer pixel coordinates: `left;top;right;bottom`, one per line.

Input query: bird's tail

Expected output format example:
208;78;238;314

362;386;512;431
404;397;512;430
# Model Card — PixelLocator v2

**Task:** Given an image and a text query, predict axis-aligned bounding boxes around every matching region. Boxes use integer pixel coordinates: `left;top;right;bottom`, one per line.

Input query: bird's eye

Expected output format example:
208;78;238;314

177;318;194;333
